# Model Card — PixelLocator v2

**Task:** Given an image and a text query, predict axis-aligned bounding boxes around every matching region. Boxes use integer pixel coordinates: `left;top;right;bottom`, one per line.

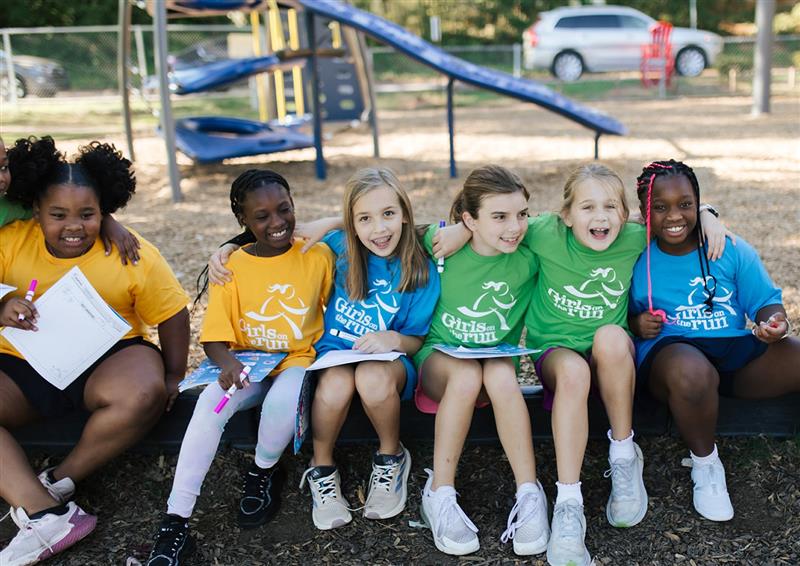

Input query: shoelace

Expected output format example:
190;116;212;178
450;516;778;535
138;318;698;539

604;458;636;500
553;502;583;542
299;468;341;506
500;490;538;543
8;508;55;555
242;469;271;500
368;462;399;494
434;492;478;541
151;522;187;558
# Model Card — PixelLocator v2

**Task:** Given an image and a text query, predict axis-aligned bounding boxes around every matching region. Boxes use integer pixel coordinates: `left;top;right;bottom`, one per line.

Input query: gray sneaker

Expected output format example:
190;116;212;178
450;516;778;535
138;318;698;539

299;465;353;530
420;468;479;556
604;442;648;527
500;480;550;556
364;444;411;520
546;499;591;566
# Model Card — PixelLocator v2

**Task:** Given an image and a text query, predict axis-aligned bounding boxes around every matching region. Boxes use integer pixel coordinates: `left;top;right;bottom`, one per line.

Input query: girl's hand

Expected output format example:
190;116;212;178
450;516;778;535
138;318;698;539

217;360;247;390
752;312;790;344
630;312;663;339
296;217;342;253
353;330;400;354
0;298;38;331
432;223;471;259
208;243;239;285
101;214;141;265
699;210;736;262
164;373;182;412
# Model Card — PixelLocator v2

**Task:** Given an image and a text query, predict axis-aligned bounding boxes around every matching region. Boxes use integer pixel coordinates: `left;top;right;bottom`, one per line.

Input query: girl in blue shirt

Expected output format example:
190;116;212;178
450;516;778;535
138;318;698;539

629;159;800;523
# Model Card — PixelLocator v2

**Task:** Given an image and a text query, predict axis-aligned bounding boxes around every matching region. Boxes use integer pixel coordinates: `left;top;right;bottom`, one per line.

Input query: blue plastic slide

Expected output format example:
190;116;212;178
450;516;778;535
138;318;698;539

287;0;626;137
169;55;301;95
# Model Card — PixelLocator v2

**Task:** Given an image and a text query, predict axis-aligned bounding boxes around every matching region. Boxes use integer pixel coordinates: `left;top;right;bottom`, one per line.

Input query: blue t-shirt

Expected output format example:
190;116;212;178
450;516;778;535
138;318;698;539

314;230;440;356
630;237;782;367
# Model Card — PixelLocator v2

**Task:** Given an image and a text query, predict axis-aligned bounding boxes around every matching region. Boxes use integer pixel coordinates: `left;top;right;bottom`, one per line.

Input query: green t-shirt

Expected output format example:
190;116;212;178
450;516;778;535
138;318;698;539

414;224;540;368
522;213;645;358
0;196;33;227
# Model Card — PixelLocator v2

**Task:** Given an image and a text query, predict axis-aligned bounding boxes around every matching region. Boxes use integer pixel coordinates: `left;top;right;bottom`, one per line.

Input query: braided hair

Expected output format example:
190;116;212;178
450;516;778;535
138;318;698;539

636;160;717;312
6;136;135;214
194;169;293;308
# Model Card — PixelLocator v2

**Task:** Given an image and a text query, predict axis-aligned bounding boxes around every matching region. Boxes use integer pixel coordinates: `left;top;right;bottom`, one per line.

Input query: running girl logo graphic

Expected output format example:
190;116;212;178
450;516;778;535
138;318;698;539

333;278;401;337
241;283;310;348
548;267;626;320
671;276;735;331
443;281;517;343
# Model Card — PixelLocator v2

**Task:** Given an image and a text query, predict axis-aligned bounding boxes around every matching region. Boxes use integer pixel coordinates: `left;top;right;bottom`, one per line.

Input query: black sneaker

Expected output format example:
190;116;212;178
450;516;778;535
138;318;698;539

237;462;286;529
146;514;195;566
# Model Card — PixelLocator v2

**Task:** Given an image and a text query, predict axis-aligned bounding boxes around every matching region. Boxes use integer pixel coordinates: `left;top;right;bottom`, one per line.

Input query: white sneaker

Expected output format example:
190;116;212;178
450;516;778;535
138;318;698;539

690;456;734;521
37;468;75;504
419;468;479;556
0;501;96;566
364;444;411;520
546;499;591;566
500;480;549;556
605;442;648;527
299;466;353;530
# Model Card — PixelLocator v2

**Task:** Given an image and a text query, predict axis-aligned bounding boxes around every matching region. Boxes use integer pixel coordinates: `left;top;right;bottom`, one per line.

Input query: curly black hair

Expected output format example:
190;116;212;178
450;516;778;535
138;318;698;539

6;136;135;214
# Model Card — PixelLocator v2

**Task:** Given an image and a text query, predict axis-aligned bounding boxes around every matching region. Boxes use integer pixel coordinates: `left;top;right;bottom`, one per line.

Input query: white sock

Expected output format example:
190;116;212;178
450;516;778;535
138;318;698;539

608;429;635;461
516;481;541;496
555;481;583;505
690;444;719;466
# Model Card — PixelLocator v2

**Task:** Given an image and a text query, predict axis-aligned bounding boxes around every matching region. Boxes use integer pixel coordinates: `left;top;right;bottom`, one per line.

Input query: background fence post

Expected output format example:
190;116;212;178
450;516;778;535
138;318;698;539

2;31;18;105
513;43;521;78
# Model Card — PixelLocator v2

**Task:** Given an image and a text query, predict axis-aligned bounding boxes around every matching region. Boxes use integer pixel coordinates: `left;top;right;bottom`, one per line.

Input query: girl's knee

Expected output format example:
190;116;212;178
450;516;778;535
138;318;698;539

354;365;398;406
128;377;167;415
483;370;521;400
552;358;591;396
666;366;718;403
593;325;632;361
315;371;355;408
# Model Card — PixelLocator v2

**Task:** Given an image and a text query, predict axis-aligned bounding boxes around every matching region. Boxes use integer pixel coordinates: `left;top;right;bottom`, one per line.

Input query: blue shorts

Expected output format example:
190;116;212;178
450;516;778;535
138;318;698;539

638;335;768;396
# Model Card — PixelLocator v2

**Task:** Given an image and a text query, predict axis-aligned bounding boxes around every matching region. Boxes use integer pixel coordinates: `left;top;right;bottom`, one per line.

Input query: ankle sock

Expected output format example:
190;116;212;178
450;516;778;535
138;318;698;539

28;504;69;520
608;429;635;461
690;444;719;466
555;481;583;505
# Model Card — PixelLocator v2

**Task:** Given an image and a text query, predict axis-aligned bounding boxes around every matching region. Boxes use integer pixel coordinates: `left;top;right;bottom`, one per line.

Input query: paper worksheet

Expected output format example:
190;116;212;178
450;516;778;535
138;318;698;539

306;349;403;372
178;350;287;392
2;267;131;390
433;343;541;359
0;284;16;301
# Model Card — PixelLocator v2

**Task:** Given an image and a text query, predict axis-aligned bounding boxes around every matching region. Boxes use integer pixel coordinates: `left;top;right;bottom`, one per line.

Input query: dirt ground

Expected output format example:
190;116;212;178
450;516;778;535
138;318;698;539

2;94;799;564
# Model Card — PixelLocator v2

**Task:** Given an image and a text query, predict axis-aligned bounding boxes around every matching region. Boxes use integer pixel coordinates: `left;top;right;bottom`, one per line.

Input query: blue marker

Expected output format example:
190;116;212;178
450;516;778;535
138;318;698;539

437;220;446;273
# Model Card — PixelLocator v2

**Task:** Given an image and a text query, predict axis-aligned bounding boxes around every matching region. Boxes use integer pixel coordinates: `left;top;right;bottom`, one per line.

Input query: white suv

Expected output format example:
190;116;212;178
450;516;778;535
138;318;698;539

522;5;723;81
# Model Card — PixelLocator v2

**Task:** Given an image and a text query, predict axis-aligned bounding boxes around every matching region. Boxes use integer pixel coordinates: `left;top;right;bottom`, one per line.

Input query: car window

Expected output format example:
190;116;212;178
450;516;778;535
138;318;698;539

555;15;621;29
619;15;650;30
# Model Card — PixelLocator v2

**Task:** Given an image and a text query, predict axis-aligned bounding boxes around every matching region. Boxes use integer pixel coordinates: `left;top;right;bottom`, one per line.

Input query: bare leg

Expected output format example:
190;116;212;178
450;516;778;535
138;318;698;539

311;365;355;466
648;344;718;457
54;345;167;482
0;372;59;514
482;357;536;486
540;349;590;484
591;325;635;439
732;337;800;398
355;360;406;455
421;353;483;489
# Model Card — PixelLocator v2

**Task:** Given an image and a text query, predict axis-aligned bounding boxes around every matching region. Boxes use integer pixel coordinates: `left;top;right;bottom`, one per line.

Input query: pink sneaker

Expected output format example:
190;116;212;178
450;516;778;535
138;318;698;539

0;501;97;565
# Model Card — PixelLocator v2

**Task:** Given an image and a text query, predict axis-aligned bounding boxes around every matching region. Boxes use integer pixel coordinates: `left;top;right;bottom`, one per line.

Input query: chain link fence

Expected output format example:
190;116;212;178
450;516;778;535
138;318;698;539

1;24;798;104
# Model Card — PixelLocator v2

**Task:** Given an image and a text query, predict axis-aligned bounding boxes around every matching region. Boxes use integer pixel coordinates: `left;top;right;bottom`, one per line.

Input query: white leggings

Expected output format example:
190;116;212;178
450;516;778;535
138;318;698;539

166;365;306;518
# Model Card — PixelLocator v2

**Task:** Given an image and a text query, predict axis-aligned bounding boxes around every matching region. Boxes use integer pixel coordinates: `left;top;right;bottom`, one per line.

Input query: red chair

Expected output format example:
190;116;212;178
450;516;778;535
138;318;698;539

640;21;674;87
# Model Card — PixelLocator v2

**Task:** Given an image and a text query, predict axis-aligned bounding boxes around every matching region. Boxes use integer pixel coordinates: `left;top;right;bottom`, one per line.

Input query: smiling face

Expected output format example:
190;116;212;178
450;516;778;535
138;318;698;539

0;142;9;196
351;186;405;257
34;183;102;258
643;174;698;255
562;180;624;252
239;183;295;257
463;191;529;256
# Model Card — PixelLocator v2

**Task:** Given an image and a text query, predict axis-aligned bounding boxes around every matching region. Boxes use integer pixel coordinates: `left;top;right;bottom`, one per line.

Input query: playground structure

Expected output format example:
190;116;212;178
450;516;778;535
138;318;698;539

121;0;627;201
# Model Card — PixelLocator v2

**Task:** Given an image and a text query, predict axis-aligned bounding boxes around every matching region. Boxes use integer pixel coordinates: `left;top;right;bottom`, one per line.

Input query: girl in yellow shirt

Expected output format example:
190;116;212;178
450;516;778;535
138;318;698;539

146;170;333;565
0;137;190;566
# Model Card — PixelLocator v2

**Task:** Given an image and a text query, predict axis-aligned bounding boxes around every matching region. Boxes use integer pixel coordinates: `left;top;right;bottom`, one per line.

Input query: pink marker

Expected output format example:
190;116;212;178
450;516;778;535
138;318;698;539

18;279;38;322
214;365;251;414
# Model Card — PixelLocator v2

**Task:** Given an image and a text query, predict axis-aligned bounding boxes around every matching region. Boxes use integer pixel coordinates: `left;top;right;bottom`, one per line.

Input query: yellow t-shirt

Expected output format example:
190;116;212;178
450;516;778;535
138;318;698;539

0;219;189;359
200;241;334;374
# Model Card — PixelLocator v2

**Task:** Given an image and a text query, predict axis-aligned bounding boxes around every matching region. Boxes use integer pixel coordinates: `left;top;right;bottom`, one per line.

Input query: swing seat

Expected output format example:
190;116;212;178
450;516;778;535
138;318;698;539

172;116;314;163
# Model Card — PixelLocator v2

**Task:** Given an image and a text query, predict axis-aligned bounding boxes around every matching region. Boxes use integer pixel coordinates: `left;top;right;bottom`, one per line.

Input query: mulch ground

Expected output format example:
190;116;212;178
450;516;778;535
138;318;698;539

1;93;799;564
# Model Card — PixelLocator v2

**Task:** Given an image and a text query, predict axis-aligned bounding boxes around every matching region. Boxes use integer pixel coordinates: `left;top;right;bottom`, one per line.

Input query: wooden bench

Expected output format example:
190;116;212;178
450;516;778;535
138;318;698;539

13;387;800;454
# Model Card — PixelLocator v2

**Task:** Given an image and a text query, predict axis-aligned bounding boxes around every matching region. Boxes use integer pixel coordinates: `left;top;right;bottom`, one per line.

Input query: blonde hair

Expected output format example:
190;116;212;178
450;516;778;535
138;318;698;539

450;164;529;224
561;163;629;220
342;168;430;301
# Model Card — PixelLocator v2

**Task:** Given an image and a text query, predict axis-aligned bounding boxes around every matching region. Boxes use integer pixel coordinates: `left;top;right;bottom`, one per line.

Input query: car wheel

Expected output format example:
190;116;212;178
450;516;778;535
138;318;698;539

551;51;584;82
0;74;27;99
675;46;707;77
